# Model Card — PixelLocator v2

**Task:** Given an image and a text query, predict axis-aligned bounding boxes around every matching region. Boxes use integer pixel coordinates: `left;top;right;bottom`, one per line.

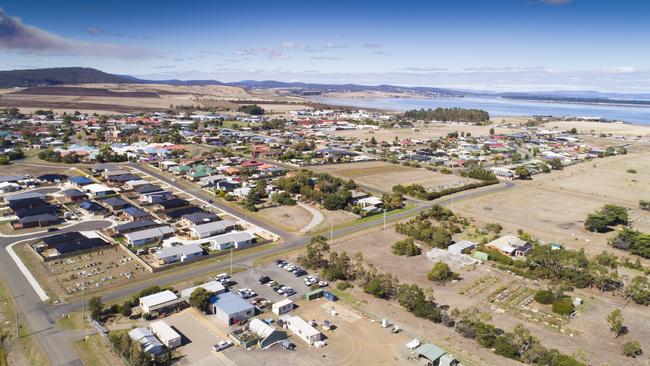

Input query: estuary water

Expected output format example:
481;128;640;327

314;96;650;125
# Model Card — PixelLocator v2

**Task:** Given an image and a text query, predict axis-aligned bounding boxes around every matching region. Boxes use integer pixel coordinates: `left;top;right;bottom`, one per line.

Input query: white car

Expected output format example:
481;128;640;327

318;281;329;287
212;340;233;352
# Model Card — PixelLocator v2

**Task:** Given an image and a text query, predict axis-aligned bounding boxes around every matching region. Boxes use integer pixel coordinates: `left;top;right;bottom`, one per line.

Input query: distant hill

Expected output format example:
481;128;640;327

0;67;134;87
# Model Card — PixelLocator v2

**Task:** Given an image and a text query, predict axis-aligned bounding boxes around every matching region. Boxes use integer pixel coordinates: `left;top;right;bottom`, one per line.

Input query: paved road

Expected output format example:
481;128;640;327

0;160;515;365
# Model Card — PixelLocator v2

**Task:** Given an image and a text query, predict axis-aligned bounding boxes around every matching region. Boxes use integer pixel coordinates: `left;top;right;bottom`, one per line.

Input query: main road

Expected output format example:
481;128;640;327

0;161;515;365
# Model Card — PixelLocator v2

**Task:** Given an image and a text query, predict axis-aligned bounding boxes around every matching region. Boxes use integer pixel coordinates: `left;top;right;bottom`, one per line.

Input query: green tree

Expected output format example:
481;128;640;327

551;297;574;316
88;296;103;321
606;309;624;337
623;341;642;358
427;262;456;284
627;276;650;305
391;238;421;257
189;287;212;313
515;166;531;179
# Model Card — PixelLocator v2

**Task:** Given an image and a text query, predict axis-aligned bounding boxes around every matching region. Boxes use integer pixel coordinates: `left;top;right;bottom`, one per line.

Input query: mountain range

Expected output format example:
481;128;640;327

1;67;649;104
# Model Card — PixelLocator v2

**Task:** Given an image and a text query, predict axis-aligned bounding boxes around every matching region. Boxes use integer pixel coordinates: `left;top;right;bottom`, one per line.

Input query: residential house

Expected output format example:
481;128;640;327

209;231;254;251
190;220;235;239
121;206;151;221
78;200;109;216
61;189;87;202
180;211;220;226
124;226;174;246
154;243;204;265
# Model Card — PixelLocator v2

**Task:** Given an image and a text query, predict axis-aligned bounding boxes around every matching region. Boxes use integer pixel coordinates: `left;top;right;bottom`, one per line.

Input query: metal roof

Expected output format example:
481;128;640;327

414;343;446;362
209;292;254;315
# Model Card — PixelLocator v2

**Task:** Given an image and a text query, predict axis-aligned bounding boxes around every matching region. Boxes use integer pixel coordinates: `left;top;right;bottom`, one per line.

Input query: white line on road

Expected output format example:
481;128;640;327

6;238;49;301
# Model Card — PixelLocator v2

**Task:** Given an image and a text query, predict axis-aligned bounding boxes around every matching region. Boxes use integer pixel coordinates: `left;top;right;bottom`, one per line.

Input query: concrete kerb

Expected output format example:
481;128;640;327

5;237;50;301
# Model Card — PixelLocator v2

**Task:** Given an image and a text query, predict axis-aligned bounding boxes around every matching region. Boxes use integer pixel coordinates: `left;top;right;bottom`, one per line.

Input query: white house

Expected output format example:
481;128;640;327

190;220;235;239
155;243;204;265
124;226;175;246
149;320;181;348
283;315;322;345
83;183;116;197
209;231;253;251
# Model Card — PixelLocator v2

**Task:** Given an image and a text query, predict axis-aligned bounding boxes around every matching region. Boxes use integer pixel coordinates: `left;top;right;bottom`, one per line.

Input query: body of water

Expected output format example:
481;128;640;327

314;96;650;125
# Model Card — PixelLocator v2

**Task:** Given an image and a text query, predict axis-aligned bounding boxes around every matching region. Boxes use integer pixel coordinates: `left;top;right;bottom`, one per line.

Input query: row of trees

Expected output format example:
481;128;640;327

392;179;498;200
609;228;650;259
404;107;490;124
275;170;357;210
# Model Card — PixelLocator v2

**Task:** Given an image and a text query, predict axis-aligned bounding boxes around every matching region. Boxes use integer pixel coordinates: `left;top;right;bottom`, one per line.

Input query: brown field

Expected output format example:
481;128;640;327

257;205;313;232
13;86;160;98
328;224;650;366
542;120;650;137
330;122;520;143
310;160;475;194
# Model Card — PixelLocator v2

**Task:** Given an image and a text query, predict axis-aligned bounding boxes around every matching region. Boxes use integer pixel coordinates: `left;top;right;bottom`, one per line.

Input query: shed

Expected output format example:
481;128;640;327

472;251;489;262
414;343;446;363
448;240;477;255
283;315;322;345
323;291;337;302
305;289;324;301
272;299;294;315
149;320;181;348
128;327;165;356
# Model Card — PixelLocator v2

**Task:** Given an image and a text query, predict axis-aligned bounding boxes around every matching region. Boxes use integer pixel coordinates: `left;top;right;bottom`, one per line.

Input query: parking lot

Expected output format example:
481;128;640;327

228;260;324;306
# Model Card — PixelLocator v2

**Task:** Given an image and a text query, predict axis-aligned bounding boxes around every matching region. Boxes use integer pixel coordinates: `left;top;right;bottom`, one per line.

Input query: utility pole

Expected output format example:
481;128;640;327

230;249;233;275
330;222;333;246
383;208;387;230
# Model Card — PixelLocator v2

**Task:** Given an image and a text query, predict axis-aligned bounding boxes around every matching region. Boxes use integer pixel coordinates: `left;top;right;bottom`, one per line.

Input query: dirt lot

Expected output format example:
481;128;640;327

310;161;475;194
312;208;358;232
16;243;147;301
224;298;415;366
542;120;650;137
257;205;313;232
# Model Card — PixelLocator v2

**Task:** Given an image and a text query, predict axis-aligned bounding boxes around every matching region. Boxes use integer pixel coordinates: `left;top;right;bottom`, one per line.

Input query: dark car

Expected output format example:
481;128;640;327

258;276;271;284
47;227;60;232
208;199;214;203
293;269;307;277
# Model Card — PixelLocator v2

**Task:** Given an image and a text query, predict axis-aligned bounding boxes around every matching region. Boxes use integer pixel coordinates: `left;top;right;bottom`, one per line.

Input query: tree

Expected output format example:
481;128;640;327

369;136;377;145
623;341;642;358
427;262;456;284
119;302;133;317
391;238;421;257
489;127;495;135
551;297;574;316
549;158;563;170
88;296;103;321
515;166;531;179
189;287;212;313
243;189;259;212
606;309;624;337
533;289;555;305
627;276;650;305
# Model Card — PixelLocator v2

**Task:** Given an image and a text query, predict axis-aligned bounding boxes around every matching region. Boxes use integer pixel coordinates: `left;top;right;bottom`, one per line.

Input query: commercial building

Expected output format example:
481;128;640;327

209;292;255;326
149;321;181;348
128;328;165;356
139;290;181;315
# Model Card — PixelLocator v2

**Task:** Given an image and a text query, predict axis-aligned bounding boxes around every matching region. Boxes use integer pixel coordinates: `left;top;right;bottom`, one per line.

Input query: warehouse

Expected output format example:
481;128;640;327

209;292;255;326
282;315;322;345
149;320;182;348
139;290;182;315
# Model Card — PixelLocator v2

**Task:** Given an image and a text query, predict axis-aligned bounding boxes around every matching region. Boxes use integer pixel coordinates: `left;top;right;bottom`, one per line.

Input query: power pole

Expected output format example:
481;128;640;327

383;209;387;230
230;249;233;275
330;222;333;246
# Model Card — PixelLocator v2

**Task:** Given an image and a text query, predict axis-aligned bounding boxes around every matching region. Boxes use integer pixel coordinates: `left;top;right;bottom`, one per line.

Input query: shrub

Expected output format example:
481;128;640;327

627;169;637;174
336;281;351;291
551;297;574;315
534;290;555;304
623;341;642;358
391;238;421;257
427;262;457;284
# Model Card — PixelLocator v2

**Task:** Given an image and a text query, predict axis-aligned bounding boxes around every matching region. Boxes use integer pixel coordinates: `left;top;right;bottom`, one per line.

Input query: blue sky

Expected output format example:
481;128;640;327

1;0;650;92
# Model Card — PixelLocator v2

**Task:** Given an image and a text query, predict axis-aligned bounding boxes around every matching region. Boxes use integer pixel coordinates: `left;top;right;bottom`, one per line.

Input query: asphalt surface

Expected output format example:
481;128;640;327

0;161;515;365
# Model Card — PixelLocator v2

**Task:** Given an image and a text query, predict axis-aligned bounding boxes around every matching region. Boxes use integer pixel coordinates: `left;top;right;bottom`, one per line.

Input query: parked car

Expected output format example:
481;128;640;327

212;340;233;352
258;276;271;284
293;269;307;277
47;227;60;232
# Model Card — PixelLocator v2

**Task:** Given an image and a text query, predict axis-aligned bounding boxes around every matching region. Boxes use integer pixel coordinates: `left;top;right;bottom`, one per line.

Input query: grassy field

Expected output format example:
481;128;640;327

74;334;124;366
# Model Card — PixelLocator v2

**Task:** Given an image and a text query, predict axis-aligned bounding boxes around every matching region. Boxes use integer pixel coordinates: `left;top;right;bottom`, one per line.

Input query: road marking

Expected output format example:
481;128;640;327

5;238;49;301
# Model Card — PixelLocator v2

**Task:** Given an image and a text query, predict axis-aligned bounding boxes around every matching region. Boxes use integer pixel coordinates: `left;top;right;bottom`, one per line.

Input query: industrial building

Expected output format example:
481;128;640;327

209;292;255;326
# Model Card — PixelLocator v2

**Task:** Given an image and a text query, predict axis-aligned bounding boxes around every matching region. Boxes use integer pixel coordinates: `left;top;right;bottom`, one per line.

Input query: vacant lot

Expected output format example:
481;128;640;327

257;205;313;232
310;161;473;194
542;120;650;137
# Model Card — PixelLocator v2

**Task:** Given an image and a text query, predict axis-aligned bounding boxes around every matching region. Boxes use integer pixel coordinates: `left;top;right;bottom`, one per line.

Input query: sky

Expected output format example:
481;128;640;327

1;0;650;92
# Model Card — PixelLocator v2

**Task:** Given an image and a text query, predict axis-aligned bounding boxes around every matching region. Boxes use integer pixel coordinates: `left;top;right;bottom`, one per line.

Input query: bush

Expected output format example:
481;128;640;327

391;238;421;257
551;297;574;315
336;281;351;291
427;262;457;284
627;169;637;173
534;290;555;304
623;341;642;358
